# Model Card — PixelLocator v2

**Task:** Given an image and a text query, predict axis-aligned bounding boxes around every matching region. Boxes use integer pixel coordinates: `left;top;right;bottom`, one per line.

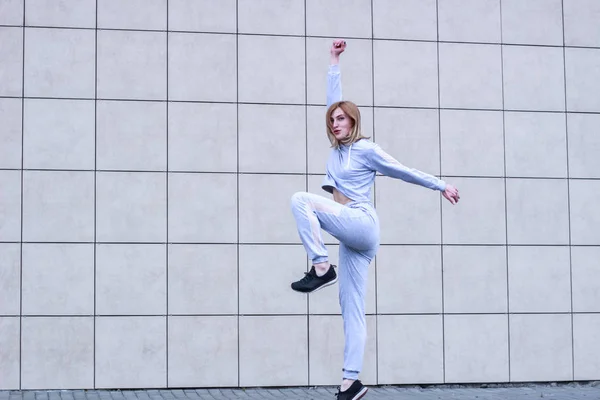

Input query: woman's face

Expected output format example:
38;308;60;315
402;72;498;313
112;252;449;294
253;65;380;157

330;107;352;142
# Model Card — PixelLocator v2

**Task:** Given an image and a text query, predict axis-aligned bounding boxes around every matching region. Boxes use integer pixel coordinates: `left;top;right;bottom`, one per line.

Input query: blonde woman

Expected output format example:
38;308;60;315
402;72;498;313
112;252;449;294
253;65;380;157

290;39;460;399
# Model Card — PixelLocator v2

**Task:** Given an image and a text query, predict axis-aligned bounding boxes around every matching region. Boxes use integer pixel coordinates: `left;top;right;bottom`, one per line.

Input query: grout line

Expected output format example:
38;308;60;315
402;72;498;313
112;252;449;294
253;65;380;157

303;0;311;386
499;0;512;383
2;241;588;246
2;168;593;180
435;0;447;384
9;311;596;318
93;0;98;389
370;0;379;385
6;94;600;115
19;0;25;390
165;0;169;388
560;0;576;381
8;94;600;114
5;23;600;49
235;0;241;387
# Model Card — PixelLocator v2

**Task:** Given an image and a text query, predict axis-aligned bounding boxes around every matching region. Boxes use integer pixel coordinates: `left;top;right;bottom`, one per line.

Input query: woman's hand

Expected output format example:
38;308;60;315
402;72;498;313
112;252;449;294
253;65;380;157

331;39;346;56
330;39;346;65
442;184;460;205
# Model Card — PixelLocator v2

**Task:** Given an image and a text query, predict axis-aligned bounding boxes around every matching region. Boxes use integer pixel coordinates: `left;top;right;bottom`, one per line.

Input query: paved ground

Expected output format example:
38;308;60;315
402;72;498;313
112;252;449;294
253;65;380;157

2;383;600;400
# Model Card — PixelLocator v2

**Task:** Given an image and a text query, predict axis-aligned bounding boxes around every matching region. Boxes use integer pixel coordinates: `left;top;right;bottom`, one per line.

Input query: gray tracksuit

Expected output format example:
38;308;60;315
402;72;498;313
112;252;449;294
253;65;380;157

291;64;445;380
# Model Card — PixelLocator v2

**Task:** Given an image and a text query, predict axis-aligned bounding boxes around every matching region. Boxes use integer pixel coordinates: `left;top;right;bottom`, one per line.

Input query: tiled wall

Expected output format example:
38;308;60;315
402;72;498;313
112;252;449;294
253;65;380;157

1;0;600;390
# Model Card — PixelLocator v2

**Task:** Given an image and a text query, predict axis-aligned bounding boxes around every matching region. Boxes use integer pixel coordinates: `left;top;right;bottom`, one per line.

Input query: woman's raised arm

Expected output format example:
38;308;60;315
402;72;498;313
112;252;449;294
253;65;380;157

326;39;346;108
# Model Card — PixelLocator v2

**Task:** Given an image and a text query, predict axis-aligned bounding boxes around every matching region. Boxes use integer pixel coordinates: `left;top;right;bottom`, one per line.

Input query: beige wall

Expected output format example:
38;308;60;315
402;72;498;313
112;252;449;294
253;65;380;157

1;0;600;390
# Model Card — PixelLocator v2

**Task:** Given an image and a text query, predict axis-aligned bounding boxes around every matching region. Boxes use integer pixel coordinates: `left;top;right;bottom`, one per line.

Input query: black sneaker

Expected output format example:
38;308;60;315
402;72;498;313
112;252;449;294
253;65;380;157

336;380;368;400
290;265;337;293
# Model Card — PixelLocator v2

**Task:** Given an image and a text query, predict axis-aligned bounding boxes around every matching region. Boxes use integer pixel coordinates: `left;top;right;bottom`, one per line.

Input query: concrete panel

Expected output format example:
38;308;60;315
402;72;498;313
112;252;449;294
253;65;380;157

0;99;22;169
0;317;19;390
564;0;600;47
0;0;23;25
373;0;437;41
168;0;236;33
568;113;600;178
0;244;20;315
438;0;501;43
570;179;600;245
0;171;21;242
501;0;563;45
306;0;371;38
26;0;95;28
0;27;23;96
565;48;600;113
572;246;600;312
573;314;600;380
98;0;166;30
238;0;304;35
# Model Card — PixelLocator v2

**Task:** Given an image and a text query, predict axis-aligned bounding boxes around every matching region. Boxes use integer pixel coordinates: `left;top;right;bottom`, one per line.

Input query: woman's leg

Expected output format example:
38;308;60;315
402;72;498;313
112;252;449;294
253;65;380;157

338;242;376;383
289;192;376;293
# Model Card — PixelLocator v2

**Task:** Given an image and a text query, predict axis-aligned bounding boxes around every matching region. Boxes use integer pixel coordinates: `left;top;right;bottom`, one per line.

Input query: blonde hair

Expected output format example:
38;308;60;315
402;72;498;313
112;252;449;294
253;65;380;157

325;101;370;147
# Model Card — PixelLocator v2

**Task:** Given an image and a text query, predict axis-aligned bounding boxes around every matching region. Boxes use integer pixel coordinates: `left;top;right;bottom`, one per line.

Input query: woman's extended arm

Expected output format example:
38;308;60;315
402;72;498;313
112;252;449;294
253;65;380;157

326;40;346;108
366;144;461;204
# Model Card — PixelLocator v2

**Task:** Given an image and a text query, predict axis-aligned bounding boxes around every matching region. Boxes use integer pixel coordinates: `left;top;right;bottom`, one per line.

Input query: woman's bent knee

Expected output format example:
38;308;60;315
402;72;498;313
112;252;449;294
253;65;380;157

290;191;309;209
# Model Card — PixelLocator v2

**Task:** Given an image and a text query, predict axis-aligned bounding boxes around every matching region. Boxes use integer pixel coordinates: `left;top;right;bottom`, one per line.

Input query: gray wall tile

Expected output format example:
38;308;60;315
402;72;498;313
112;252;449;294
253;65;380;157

0;171;21;242
0;0;23;25
442;178;506;245
24;28;94;98
0;317;19;389
378;315;443;384
564;0;600;47
374;40;438;107
572;246;600;312
376;177;441;244
0;27;23;97
568;113;600;178
439;43;503;109
23;171;94;242
238;0;304;35
373;0;437;41
509;314;573;382
97;30;166;100
440;110;504;177
505;112;568;178
570;179;600;245
377;246;442;314
95;317;166;388
501;0;563;45
309;315;376;385
239;245;307;315
573;314;600;380
306;0;371;38
21;317;93;389
506;178;569;245
239;174;305;243
503;46;565;112
98;0;166;30
168;316;238;387
508;246;571;313
96;172;166;242
168;102;237;172
239;104;306;173
0;244;20;315
168;33;236;102
168;0;236;33
443;246;507;314
96;244;166;315
168;244;237;315
306;37;372;107
239;316;308;386
438;0;501;43
0;98;22;169
239;35;305;104
24;99;95;170
25;0;95;28
168;173;236;243
96;101;166;171
444;315;509;383
22;244;94;315
565;48;600;112
374;108;440;176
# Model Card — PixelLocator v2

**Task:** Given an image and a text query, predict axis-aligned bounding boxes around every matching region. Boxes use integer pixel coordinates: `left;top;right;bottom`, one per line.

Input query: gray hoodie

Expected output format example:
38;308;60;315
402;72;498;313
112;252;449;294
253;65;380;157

321;64;446;203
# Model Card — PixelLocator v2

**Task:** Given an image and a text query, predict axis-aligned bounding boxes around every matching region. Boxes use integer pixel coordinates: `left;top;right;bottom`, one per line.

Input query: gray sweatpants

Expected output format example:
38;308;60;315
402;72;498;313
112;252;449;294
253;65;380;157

290;192;380;380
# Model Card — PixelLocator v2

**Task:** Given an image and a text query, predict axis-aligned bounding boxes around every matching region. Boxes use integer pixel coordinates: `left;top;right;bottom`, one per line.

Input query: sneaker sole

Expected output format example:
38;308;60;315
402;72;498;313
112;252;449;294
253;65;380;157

291;274;339;294
351;387;368;400
311;274;338;293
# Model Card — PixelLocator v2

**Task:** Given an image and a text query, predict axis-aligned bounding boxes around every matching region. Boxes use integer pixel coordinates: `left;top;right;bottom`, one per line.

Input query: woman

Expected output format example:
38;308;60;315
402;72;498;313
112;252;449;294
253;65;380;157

290;39;460;400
